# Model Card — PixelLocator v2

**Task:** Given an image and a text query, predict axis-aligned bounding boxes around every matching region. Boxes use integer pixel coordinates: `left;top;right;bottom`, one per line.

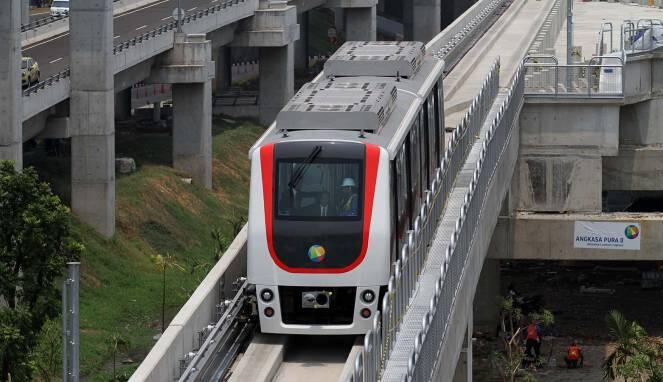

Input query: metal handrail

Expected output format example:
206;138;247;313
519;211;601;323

348;59;500;382
23;0;246;98
21;0;122;32
402;61;526;382
523;55;624;98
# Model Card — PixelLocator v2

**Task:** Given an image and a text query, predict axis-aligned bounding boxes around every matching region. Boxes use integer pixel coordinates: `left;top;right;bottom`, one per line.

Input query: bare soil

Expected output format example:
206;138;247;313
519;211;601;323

473;261;663;381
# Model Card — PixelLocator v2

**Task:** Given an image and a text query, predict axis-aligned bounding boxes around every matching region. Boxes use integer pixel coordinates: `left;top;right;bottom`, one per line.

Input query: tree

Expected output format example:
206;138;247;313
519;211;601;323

151;254;184;333
30;318;62;382
491;297;554;382
107;333;130;381
603;310;663;381
0;161;82;381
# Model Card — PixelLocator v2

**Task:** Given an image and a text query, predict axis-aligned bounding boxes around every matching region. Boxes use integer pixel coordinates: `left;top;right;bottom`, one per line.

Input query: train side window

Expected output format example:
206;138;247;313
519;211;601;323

419;110;429;190
409;118;421;217
395;146;409;249
436;80;445;159
427;93;438;175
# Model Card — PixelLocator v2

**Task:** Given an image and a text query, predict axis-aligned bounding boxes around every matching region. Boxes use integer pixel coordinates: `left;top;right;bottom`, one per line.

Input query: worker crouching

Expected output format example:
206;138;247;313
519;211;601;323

565;341;584;368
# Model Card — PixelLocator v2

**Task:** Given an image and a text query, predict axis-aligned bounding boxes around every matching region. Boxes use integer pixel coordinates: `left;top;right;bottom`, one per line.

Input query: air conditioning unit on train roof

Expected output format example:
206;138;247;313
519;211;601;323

324;41;425;78
276;80;397;133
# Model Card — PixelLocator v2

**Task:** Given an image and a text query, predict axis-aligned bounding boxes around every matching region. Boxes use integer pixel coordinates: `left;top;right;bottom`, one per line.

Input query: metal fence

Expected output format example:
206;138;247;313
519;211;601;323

21;0;123;32
429;0;508;63
23;0;247;98
347;59;501;382
620;19;663;53
527;0;567;56
403;61;525;382
524;55;624;97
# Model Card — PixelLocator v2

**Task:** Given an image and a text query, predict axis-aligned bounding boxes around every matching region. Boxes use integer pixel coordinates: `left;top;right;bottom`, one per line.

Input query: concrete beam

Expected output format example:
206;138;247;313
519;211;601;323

232;3;299;47
452;311;473;382
0;0;22;169
603;146;663;191
489;213;663;261
70;0;115;238
520;100;620;157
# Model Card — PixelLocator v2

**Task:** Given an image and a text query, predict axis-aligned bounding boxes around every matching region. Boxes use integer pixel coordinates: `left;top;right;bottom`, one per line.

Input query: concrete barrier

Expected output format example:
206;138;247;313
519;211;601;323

130;225;248;382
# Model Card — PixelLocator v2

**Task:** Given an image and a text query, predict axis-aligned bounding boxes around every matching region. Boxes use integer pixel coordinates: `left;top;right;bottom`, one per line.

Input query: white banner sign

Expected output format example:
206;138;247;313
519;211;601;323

574;221;641;250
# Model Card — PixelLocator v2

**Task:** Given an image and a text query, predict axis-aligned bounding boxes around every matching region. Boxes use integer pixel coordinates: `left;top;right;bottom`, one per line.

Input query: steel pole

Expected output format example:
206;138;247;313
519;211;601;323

566;0;573;64
62;262;80;382
177;0;182;32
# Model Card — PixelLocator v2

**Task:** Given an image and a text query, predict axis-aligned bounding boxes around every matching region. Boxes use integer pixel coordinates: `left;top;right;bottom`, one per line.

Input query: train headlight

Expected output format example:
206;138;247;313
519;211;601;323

260;289;274;303
361;290;375;304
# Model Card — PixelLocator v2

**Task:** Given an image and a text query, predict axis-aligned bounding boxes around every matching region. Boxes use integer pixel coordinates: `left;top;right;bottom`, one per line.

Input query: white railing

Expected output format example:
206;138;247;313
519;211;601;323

524;55;624;97
527;0;567;56
619;19;663;54
403;62;525;382
348;59;501;382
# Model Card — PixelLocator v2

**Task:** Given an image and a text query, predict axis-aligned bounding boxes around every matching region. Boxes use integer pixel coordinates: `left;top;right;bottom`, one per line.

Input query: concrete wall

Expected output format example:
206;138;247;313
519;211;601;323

603;146;663;191
489;213;663;260
130;227;248;382
432;98;521;381
515;99;621;213
519;101;620;156
514;153;602;212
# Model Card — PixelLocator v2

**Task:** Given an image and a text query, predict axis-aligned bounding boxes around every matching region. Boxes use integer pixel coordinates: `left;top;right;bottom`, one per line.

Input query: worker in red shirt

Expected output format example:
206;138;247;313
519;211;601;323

525;320;542;360
565;341;584;368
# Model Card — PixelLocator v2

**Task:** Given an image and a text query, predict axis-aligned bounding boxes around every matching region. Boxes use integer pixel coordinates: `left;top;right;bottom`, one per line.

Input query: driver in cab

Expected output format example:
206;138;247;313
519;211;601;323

338;178;358;217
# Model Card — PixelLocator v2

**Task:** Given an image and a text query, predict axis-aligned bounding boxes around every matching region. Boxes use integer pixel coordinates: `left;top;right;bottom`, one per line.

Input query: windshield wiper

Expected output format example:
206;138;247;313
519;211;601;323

288;146;322;190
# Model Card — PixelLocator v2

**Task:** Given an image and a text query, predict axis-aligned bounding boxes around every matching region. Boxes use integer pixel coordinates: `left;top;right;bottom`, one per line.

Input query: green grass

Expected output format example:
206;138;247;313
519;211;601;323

28;118;264;380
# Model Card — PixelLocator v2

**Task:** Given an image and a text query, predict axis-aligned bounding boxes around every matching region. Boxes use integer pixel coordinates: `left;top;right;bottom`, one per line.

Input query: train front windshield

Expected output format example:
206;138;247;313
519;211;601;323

270;141;366;270
276;158;363;220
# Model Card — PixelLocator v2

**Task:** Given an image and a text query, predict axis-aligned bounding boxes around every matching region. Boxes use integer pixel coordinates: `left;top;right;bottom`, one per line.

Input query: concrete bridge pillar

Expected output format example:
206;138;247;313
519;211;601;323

326;1;377;41
344;6;376;41
214;46;232;95
453;309;473;382
115;88;132;121
146;33;214;189
0;0;23;169
295;11;309;70
259;44;294;125
172;82;213;189
232;1;299;125
474;259;501;334
404;0;441;42
22;0;29;26
69;0;115;238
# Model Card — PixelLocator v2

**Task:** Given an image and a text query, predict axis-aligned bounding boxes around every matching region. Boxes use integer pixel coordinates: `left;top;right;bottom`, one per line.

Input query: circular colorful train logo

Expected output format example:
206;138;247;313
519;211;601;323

308;245;326;263
624;225;640;240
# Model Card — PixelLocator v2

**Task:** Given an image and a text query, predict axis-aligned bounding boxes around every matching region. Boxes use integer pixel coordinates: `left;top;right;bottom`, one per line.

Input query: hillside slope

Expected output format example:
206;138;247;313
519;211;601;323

49;119;262;379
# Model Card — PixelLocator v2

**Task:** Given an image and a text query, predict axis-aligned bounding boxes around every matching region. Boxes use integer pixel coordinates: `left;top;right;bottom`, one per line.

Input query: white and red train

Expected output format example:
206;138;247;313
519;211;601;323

248;41;445;334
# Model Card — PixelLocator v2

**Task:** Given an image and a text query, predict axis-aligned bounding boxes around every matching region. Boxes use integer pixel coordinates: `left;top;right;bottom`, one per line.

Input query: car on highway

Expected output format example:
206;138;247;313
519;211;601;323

22;57;40;88
50;0;70;16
